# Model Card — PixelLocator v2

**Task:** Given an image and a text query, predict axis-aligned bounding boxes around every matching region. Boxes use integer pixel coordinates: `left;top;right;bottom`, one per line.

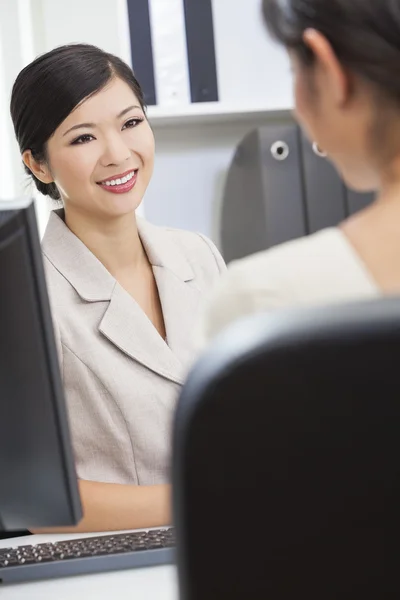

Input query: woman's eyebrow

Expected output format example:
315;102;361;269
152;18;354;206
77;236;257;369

62;105;142;137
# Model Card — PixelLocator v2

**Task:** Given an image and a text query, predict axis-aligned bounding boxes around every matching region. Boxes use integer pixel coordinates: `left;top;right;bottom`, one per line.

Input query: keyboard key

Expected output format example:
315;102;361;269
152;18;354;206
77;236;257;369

21;557;37;565
2;557;19;567
37;555;54;562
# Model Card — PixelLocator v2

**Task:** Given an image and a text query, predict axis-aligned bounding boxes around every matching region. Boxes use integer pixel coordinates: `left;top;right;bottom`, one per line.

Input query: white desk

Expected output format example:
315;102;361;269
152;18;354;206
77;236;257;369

0;532;178;600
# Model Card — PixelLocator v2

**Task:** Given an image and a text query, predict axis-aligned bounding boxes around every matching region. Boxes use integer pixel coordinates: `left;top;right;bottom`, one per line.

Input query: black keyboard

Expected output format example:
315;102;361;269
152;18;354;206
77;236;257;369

0;527;175;584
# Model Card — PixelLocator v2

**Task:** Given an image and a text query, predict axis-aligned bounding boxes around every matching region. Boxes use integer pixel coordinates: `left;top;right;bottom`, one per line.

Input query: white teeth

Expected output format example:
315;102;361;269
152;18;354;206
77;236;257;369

100;171;136;186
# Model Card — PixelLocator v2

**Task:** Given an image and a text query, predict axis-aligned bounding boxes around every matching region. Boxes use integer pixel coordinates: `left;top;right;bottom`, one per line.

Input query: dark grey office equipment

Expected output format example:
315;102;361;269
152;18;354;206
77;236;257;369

220;124;307;263
220;121;375;262
0;198;81;533
173;298;400;600
300;132;347;234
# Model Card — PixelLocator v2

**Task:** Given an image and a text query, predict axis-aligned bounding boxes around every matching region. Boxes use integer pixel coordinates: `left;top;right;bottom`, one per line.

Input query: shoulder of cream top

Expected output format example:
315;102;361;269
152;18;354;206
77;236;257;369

195;227;379;346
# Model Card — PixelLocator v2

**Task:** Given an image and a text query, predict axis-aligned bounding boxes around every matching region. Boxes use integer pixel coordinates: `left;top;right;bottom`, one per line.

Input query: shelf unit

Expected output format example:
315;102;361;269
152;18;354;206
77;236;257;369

146;102;293;127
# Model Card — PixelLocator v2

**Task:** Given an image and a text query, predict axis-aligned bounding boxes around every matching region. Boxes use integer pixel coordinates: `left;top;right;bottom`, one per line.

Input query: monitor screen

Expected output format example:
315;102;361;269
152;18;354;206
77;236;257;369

0;198;81;531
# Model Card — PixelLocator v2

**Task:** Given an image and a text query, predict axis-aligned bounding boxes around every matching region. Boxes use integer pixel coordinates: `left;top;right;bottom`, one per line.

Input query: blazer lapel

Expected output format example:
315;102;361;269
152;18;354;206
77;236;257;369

136;217;203;377
99;281;187;385
153;264;202;371
42;209;115;302
43;211;203;385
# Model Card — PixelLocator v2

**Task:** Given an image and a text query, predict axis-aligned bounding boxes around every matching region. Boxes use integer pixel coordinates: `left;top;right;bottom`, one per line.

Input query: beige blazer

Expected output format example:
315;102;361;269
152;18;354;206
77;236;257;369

42;210;226;485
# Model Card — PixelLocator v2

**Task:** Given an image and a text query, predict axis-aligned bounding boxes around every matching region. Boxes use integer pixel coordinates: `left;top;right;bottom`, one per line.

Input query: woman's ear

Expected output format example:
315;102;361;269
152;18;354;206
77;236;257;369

303;28;350;106
22;150;53;184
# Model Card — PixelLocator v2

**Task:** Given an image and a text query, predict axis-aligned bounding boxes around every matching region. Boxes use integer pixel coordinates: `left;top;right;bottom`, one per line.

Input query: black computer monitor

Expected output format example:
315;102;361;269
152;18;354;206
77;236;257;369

0;198;81;532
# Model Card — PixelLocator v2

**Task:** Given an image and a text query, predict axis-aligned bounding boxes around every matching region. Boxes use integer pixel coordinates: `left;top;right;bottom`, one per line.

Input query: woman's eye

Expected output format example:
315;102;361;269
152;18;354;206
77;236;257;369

71;134;94;145
123;118;143;130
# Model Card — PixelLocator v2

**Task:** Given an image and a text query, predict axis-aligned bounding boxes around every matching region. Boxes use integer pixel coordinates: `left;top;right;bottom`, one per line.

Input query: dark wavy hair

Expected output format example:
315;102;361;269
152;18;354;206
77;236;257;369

10;43;146;200
262;0;400;102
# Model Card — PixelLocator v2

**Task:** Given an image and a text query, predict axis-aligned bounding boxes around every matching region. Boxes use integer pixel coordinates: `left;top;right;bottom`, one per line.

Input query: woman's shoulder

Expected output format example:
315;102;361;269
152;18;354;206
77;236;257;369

197;228;378;343
226;226;370;287
239;226;351;268
137;218;227;277
223;227;377;301
42;252;76;310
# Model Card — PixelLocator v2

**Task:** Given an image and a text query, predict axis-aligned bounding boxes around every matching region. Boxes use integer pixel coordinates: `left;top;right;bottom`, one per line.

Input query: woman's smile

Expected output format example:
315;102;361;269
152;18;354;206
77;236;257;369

97;169;138;194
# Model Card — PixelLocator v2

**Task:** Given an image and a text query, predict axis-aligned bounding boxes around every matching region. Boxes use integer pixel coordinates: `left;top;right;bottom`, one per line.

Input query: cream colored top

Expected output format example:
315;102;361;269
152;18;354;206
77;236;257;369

42;210;226;485
197;228;381;345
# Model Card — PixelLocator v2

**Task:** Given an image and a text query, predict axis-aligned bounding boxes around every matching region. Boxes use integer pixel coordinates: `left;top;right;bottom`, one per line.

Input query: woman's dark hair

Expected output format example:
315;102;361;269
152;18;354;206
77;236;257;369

10;44;146;200
262;0;400;102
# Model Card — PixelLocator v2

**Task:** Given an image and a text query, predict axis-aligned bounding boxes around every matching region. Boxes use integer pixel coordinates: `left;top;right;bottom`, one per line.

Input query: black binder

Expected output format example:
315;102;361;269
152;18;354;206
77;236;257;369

220;123;307;262
259;124;307;248
300;132;347;233
183;0;219;103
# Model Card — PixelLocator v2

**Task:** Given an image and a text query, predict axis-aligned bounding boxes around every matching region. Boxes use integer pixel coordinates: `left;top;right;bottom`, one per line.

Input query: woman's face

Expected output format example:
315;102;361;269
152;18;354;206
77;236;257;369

44;77;155;219
289;33;381;192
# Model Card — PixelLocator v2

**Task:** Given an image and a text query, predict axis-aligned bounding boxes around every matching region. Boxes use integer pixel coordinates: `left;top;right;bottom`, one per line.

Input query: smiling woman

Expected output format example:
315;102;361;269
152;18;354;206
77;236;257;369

9;43;226;533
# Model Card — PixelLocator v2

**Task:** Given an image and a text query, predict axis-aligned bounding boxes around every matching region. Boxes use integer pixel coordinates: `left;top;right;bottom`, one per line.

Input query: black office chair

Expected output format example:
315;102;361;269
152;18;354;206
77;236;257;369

173;298;400;600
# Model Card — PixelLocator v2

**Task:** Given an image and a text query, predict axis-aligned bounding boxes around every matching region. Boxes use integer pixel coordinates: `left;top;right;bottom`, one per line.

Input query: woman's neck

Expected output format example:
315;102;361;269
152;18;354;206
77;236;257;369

341;163;400;293
64;207;148;277
360;156;400;227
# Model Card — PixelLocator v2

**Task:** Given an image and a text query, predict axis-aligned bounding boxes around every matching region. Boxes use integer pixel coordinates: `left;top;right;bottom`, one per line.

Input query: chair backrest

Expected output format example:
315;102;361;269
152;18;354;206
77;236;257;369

173;298;400;600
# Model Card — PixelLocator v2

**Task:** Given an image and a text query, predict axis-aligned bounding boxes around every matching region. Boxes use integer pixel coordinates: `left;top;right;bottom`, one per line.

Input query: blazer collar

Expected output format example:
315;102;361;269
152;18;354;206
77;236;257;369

42;209;194;301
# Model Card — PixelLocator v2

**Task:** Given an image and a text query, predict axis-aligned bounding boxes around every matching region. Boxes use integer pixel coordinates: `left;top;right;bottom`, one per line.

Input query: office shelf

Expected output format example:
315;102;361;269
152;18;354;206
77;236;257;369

146;102;292;127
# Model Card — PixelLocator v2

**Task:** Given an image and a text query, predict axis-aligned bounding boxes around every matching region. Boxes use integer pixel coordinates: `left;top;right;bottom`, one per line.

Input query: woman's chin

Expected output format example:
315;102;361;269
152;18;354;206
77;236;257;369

98;191;142;217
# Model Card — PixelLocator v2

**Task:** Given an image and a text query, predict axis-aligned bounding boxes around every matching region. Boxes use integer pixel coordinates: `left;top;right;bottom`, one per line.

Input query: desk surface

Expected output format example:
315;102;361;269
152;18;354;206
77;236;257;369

0;532;178;600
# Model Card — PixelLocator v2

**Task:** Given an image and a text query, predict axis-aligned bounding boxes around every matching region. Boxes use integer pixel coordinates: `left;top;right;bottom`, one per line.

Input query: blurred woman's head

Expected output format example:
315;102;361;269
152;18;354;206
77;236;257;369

262;0;400;192
10;44;155;221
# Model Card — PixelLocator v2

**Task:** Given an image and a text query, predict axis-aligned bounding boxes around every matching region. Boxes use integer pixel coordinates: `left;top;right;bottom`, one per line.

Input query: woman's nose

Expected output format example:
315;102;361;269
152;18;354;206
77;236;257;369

101;136;131;167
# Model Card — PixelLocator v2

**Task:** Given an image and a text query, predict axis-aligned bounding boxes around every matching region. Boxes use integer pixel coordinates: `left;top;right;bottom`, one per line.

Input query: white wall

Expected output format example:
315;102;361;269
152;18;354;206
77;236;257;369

0;0;29;199
0;0;55;233
212;0;292;110
0;31;15;200
39;0;132;65
145;117;273;241
1;0;293;240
